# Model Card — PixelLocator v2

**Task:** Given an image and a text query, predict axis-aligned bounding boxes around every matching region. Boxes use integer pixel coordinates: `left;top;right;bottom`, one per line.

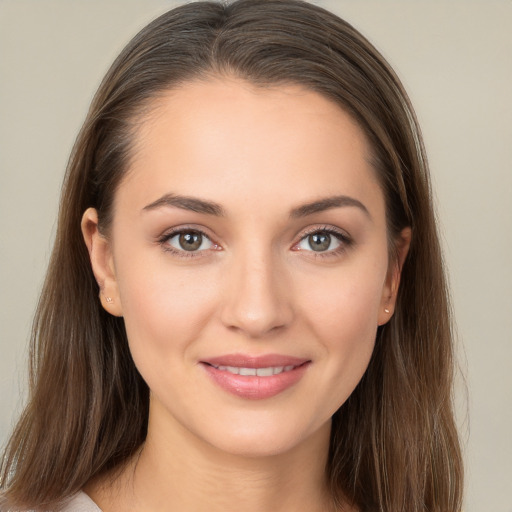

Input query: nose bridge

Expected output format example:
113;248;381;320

220;242;293;337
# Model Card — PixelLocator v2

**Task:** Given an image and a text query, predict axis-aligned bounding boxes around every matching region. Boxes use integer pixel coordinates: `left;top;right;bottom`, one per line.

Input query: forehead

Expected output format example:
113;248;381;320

118;77;385;221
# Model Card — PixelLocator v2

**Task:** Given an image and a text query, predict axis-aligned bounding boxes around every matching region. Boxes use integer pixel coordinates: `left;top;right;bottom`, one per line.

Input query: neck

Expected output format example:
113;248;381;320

88;401;337;512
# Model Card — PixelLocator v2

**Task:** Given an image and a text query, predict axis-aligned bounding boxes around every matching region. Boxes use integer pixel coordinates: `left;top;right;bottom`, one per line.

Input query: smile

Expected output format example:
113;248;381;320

210;364;297;376
201;354;311;400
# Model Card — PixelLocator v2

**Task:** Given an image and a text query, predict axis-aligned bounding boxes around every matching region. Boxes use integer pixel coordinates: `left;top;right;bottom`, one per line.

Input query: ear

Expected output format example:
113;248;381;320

81;208;123;317
378;227;412;326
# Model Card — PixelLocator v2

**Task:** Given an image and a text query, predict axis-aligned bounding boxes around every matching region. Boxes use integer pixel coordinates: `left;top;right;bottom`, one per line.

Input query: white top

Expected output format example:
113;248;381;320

0;491;101;512
60;492;102;512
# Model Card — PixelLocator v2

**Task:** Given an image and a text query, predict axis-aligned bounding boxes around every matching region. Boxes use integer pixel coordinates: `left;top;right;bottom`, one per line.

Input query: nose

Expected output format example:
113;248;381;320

219;247;294;338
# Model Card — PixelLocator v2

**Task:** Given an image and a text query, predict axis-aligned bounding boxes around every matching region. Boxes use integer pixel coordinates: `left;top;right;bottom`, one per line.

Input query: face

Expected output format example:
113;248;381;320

83;77;406;458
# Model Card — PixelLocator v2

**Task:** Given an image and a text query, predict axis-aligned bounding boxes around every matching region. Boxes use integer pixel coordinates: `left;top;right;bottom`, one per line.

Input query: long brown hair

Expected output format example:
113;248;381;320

0;1;463;510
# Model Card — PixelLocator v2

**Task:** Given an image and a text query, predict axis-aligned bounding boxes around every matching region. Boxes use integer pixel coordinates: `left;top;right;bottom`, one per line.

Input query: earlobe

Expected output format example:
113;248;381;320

378;227;412;325
81;208;123;317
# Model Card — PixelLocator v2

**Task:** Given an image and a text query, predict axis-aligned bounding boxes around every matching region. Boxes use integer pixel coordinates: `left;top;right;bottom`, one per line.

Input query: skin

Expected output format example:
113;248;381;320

82;77;410;512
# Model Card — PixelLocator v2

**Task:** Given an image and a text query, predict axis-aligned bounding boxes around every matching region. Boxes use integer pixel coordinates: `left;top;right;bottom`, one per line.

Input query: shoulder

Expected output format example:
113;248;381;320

59;492;102;512
0;492;102;512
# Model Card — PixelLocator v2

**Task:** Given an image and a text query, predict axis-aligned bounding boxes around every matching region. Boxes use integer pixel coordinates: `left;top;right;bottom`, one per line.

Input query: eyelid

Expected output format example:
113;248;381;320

157;225;222;257
296;225;352;243
156;223;352;259
291;225;353;255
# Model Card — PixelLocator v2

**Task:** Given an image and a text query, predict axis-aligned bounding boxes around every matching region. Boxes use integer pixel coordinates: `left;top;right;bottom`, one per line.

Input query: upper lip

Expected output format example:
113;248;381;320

201;353;310;369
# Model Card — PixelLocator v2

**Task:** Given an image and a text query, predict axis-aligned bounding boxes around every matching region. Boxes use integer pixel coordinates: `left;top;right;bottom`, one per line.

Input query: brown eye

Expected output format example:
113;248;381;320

179;231;203;251
164;230;214;253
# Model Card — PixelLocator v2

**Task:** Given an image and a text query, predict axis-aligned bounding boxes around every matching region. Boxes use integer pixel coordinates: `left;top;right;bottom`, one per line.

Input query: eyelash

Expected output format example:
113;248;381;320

157;225;218;259
293;226;353;258
157;225;353;259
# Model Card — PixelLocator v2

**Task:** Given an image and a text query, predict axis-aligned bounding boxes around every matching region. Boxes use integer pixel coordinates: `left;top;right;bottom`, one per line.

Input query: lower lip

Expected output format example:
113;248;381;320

201;363;310;400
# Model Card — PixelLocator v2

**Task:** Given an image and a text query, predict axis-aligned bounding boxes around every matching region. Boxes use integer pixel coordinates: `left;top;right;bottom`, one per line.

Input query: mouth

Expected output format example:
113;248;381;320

200;354;311;400
205;364;299;376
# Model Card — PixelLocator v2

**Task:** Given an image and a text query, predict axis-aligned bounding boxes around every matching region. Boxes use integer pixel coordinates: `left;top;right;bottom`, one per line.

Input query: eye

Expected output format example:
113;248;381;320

164;230;214;252
294;228;351;254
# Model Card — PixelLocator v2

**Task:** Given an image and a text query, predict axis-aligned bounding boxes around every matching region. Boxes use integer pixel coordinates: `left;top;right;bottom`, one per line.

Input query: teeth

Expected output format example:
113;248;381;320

256;367;273;377
217;365;240;374
215;365;296;376
239;367;256;376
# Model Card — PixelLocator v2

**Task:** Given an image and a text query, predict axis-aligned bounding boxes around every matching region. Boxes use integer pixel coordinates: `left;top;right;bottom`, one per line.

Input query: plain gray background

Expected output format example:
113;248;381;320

1;1;511;510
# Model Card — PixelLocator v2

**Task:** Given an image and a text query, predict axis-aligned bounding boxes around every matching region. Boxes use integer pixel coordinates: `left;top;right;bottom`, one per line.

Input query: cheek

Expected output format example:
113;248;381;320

297;258;386;377
301;259;386;333
115;254;220;367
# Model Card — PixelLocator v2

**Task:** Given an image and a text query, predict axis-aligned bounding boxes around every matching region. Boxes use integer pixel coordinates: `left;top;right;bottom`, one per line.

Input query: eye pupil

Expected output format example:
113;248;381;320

308;233;331;252
179;231;202;251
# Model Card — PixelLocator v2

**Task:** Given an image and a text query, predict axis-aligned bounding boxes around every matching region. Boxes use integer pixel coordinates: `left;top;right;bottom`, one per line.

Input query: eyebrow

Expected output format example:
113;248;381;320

142;193;370;220
289;195;371;220
142;194;226;216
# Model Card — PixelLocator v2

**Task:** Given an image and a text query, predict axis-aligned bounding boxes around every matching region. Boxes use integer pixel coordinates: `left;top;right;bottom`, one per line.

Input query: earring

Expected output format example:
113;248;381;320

105;296;113;303
384;308;390;314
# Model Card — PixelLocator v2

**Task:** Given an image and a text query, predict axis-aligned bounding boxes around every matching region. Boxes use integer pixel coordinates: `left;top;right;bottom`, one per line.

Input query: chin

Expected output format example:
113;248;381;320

196;414;331;459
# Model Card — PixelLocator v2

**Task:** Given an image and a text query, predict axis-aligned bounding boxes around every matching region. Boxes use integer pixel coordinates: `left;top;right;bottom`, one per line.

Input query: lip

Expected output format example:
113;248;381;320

203;353;309;369
200;353;311;400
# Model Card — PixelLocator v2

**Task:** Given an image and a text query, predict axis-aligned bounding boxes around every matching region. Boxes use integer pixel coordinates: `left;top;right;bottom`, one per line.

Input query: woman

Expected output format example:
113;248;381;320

0;0;463;510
